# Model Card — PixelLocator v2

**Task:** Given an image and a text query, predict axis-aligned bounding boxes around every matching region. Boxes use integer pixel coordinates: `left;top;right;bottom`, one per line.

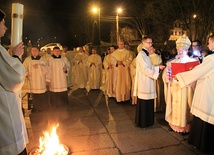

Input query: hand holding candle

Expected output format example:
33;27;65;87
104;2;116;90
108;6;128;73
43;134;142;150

11;42;24;59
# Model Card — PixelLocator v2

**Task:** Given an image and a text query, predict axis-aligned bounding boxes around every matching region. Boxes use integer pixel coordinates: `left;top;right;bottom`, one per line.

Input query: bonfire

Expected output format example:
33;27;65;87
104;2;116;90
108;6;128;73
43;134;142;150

30;124;69;155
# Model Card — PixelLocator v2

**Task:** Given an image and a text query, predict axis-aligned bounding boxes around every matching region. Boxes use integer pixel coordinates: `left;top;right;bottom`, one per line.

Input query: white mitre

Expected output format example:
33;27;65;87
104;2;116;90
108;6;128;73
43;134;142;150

176;34;191;50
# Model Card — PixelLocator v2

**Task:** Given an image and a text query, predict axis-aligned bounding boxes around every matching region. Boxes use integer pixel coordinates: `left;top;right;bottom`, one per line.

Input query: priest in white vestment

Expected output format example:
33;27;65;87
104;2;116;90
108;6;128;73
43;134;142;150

74;47;88;88
86;48;102;90
103;46;115;97
48;46;70;107
163;34;198;134
111;40;133;102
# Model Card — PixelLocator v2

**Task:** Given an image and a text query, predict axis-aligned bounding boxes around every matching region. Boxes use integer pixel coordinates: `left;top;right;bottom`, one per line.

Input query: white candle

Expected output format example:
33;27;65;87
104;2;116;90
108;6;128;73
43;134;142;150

11;3;24;47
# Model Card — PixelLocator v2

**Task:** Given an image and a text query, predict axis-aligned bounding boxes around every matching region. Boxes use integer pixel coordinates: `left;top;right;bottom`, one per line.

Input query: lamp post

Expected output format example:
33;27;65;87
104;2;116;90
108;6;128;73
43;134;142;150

116;8;122;43
193;14;197;40
92;7;100;44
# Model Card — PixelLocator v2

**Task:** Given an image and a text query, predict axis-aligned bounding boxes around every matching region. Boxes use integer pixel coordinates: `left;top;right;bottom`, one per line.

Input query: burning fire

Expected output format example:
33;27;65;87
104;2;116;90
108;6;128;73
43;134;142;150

32;124;68;155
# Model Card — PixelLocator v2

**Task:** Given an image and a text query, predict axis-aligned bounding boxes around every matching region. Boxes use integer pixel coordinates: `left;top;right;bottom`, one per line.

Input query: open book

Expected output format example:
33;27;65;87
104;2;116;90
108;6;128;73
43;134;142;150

171;61;199;77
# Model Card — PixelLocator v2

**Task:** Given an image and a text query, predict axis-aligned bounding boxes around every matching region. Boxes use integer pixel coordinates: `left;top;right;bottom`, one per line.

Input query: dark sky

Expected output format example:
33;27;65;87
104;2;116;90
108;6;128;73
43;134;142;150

0;0;126;47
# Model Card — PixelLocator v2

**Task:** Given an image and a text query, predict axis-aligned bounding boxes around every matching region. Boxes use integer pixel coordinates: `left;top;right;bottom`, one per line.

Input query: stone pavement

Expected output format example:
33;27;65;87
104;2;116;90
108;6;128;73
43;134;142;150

22;86;205;155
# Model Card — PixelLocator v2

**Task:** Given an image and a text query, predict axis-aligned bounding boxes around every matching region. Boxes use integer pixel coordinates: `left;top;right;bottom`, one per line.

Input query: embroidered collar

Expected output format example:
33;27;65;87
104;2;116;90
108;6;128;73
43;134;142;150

31;55;41;60
52;55;61;59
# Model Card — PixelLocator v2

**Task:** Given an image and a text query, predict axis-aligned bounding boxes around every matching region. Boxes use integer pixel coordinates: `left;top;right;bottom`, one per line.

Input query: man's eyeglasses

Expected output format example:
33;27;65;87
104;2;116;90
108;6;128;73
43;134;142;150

145;42;153;44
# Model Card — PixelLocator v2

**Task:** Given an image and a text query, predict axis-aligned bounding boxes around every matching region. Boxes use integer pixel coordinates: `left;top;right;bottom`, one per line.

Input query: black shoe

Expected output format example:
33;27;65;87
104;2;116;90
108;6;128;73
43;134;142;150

168;127;173;131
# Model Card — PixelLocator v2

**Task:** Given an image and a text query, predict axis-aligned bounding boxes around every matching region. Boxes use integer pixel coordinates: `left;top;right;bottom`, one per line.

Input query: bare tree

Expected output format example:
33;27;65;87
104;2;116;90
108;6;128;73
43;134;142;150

125;0;178;41
120;26;139;43
125;0;148;38
125;0;214;44
176;0;214;42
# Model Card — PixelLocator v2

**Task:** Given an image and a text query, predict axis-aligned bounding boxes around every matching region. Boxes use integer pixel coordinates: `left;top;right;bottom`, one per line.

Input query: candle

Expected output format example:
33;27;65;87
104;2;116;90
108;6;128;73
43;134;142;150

11;3;24;47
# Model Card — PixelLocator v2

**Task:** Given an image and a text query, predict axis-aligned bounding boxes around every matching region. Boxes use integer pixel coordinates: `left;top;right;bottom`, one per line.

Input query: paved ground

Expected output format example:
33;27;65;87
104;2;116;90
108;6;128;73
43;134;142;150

22;84;205;155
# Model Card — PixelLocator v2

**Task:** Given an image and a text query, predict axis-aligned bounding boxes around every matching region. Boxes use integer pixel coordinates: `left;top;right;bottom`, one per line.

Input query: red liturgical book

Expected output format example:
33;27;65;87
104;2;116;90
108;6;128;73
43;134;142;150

171;61;199;77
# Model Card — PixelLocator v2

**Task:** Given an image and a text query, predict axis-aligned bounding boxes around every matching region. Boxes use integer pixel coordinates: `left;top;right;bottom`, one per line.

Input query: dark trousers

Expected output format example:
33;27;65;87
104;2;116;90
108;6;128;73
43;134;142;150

135;98;154;128
50;91;68;107
188;116;214;154
18;148;27;155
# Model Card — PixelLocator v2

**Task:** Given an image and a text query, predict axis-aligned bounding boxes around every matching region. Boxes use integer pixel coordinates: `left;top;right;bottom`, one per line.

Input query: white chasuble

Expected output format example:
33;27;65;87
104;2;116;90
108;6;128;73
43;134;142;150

111;48;132;102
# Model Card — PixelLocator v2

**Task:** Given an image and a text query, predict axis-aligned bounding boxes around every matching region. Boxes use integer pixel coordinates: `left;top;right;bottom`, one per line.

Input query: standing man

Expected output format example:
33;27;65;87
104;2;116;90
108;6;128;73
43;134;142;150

111;40;133;103
0;9;28;155
63;46;74;89
163;34;198;134
48;46;70;107
103;46;115;97
175;34;214;154
86;48;102;90
74;46;88;88
133;36;165;128
191;39;203;63
23;46;49;112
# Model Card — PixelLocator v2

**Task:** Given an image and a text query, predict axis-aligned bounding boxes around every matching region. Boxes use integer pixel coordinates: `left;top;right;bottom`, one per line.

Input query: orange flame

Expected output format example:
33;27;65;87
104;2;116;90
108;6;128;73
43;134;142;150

35;124;68;155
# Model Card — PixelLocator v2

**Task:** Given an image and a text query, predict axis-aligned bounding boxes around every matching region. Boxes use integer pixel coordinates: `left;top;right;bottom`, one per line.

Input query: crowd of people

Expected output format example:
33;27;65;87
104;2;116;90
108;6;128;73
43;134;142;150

163;34;214;154
1;7;214;154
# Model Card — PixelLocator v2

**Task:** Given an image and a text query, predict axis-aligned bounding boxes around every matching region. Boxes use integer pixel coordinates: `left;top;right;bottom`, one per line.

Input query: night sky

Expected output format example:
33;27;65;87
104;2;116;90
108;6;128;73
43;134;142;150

0;0;126;48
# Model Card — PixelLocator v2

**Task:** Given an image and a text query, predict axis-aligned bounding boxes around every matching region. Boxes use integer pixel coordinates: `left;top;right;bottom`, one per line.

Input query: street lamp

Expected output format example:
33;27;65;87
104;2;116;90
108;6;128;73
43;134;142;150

92;7;100;44
116;8;122;43
193;14;197;40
